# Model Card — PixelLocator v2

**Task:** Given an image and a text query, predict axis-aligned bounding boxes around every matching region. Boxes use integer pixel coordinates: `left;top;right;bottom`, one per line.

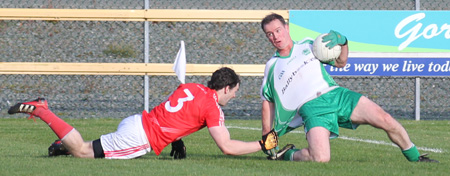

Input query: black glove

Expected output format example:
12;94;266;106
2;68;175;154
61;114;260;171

170;139;186;159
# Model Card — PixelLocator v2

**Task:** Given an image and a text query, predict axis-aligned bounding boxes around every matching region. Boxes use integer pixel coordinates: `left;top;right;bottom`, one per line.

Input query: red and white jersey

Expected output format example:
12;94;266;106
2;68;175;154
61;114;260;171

141;83;225;155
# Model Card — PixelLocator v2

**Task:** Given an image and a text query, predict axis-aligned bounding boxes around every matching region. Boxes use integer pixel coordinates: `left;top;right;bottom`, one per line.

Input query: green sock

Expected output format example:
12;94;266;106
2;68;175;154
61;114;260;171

402;145;420;162
284;149;300;161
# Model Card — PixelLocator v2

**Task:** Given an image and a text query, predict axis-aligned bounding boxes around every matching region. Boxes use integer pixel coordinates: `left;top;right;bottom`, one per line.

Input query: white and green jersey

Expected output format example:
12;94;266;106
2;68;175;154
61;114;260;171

260;39;339;136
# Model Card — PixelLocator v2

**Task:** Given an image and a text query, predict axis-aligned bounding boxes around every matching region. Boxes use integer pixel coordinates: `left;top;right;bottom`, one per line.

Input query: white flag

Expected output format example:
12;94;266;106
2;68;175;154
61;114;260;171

173;40;186;84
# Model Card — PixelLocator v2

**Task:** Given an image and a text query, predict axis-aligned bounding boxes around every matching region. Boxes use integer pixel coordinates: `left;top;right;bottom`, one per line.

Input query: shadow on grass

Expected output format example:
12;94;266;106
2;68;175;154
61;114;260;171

157;153;267;161
33;153;268;161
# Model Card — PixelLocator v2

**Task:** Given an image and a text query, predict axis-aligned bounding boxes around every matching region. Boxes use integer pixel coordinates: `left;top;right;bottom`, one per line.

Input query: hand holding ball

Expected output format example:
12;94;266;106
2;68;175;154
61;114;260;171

312;33;342;63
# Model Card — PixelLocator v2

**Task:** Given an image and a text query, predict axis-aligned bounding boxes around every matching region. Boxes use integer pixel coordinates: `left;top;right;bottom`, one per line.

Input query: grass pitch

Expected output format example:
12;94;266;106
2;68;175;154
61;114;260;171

0;118;448;176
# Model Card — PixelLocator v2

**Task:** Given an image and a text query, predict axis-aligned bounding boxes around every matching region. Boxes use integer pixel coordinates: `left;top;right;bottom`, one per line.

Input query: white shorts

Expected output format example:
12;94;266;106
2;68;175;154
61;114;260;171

100;114;151;159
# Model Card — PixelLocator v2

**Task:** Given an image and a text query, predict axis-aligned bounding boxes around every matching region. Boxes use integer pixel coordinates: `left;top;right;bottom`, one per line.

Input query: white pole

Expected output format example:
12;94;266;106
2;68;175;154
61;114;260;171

415;77;420;121
414;0;420;121
415;0;420;11
144;0;150;112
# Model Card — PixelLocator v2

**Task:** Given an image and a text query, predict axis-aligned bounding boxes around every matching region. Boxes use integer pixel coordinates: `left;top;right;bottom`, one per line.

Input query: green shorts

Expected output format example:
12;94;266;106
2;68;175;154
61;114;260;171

298;87;362;138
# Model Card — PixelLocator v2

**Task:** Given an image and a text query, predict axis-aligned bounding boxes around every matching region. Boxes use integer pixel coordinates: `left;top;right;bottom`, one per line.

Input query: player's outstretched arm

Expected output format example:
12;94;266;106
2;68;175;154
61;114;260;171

208;126;262;155
261;100;275;135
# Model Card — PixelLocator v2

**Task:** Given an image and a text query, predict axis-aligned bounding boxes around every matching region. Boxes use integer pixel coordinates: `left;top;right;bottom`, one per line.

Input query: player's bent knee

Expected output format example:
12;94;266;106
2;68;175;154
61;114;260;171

70;144;96;158
311;153;330;163
379;114;401;131
313;157;330;163
70;150;93;158
305;148;331;162
368;112;396;130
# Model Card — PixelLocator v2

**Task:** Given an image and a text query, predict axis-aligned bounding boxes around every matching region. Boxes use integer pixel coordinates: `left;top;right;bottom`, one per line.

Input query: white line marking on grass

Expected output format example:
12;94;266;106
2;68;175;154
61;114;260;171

226;126;445;153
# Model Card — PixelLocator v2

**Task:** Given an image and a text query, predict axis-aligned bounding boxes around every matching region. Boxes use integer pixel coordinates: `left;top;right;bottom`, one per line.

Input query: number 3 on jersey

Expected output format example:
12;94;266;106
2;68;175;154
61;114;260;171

165;89;194;112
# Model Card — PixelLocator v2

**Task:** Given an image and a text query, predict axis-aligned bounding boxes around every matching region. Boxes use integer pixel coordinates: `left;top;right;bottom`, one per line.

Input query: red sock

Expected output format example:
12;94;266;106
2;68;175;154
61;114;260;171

33;108;74;139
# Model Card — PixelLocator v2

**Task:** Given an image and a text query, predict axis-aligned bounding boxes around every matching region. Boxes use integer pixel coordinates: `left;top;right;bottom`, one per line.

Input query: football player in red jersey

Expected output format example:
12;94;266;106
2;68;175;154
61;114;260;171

9;67;278;159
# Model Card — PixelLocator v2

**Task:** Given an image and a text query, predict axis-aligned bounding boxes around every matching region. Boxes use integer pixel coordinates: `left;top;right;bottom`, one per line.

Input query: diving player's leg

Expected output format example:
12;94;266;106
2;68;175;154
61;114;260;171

8;98;74;139
61;129;96;158
8;98;96;158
